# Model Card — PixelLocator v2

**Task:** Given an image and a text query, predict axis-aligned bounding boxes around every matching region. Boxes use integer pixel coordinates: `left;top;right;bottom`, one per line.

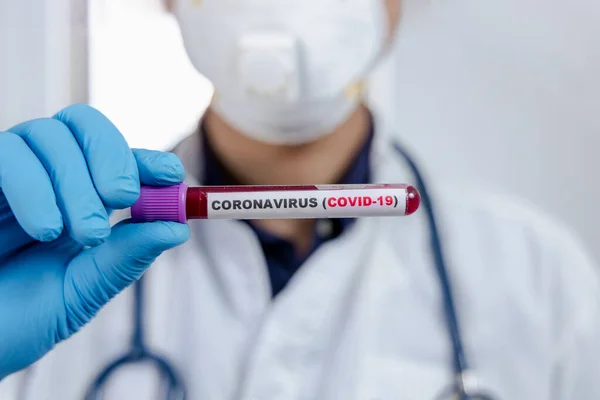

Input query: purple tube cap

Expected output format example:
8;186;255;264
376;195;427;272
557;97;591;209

131;182;188;223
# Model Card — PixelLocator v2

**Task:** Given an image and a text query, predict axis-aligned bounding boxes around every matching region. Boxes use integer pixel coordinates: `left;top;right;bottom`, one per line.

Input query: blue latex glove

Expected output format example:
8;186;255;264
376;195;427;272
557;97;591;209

0;104;190;380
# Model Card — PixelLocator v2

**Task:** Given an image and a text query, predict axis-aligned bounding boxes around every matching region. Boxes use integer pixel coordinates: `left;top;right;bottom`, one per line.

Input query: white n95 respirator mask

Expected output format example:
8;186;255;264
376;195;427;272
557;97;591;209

173;0;388;144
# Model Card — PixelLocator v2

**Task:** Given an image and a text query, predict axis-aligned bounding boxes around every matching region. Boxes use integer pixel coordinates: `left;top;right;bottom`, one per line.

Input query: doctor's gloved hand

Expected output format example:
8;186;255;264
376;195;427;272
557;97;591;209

0;104;190;380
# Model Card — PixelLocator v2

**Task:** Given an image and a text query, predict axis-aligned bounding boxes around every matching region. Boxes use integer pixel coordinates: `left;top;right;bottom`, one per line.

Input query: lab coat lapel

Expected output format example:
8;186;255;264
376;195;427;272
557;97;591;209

353;229;453;400
173;126;274;317
234;217;379;400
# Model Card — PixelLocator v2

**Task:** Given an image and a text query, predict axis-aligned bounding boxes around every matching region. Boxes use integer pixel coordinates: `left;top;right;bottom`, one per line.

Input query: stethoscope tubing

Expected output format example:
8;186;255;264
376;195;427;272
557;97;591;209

391;143;469;376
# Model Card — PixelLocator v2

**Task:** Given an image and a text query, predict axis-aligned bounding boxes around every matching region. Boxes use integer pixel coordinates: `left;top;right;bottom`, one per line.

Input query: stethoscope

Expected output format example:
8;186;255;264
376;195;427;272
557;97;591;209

392;143;495;400
82;276;186;400
19;143;495;400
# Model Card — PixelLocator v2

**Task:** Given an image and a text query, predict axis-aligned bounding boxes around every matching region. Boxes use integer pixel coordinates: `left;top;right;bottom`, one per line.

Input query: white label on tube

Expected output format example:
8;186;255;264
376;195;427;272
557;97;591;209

206;188;408;219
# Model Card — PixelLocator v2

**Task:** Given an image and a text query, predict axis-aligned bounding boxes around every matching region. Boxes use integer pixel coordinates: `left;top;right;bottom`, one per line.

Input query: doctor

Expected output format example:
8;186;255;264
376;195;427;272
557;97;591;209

1;0;600;398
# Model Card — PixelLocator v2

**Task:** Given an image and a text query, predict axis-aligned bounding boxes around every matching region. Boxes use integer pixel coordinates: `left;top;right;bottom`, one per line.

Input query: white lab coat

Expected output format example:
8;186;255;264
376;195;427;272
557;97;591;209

2;119;600;400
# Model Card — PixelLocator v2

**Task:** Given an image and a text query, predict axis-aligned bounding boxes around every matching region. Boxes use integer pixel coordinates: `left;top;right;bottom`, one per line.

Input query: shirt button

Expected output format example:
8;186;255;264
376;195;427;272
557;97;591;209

316;219;334;238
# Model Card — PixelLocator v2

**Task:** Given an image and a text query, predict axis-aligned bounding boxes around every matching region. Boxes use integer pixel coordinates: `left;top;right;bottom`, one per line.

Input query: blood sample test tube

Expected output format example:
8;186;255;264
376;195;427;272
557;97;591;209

131;183;420;223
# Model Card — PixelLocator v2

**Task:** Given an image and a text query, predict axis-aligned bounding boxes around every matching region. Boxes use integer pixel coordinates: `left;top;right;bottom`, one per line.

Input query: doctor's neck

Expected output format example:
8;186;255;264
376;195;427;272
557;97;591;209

202;104;371;186
202;104;371;252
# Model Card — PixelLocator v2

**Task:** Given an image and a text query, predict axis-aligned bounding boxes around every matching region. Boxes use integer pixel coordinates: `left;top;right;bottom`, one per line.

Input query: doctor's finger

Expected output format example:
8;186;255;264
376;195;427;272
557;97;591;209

63;220;190;332
0;132;63;242
53;104;140;210
9;119;111;247
133;149;185;186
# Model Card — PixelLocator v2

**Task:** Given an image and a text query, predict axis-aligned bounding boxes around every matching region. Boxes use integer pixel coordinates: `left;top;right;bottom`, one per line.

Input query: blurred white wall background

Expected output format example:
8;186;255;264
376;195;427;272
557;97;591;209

0;0;89;127
0;0;598;260
89;0;213;150
386;0;600;260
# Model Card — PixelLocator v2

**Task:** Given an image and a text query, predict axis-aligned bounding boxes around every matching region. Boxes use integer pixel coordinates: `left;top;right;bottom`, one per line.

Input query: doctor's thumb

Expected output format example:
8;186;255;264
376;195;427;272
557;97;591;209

61;220;190;335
